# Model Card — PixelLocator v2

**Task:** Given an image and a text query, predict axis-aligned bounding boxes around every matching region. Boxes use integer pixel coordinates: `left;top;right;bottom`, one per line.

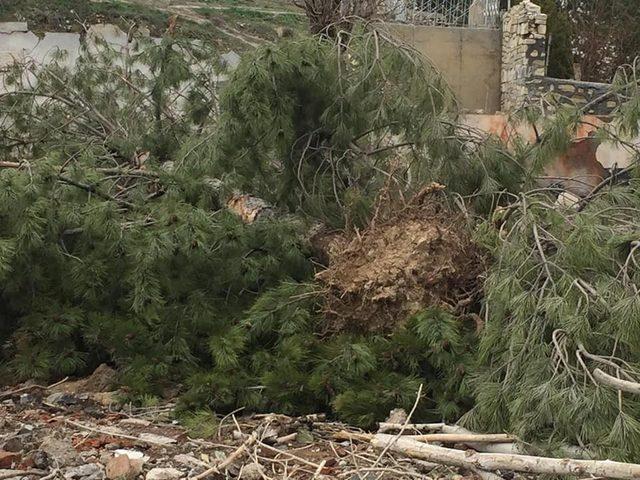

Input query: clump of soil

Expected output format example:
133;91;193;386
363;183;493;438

315;184;486;333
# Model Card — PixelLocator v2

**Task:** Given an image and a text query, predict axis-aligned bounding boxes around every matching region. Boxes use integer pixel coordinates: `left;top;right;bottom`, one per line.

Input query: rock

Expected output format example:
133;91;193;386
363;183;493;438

173;454;208;469
45;392;79;406
555;191;580;210
63;463;105;480
0;451;20;468
118;418;151;427
145;468;183;480
106;454;143;480
240;464;263;480
90;392;119;407
137;433;176;445
40;436;80;467
113;450;146;461
2;436;24;452
19;393;36;405
18;424;35;434
28;450;50;470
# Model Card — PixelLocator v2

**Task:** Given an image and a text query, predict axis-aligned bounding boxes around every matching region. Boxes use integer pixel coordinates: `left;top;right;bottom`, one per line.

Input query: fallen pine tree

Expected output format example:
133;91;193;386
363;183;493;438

0;24;522;429
3;12;640;465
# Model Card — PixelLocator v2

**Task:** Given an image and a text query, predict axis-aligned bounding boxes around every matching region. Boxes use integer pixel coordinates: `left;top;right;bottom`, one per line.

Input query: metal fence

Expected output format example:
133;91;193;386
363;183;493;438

400;0;503;28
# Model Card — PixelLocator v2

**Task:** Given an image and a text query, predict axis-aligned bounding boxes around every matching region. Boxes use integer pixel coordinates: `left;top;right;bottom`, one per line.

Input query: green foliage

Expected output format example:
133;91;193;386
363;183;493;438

0;35;311;392
180;409;220;438
213;30;454;226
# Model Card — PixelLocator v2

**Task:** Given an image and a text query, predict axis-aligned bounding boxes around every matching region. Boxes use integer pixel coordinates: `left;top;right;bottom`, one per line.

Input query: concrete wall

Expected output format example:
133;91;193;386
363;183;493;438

0;23;237;95
391;24;502;113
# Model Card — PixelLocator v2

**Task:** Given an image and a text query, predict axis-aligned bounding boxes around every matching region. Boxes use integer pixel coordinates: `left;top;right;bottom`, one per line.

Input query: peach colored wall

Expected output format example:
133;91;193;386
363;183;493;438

460;114;637;170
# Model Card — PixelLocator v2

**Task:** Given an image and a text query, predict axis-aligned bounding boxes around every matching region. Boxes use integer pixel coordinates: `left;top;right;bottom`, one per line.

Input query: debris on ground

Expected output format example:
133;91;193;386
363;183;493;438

316;185;486;333
0;368;489;480
3;368;640;479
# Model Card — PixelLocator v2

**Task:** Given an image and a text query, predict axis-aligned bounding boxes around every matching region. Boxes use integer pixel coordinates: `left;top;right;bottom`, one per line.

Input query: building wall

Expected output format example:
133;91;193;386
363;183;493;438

461;113;638;170
390;24;502;113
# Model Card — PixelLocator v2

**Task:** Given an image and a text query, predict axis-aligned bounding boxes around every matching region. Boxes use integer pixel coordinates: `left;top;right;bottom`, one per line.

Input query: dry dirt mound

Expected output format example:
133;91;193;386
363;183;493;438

315;185;486;333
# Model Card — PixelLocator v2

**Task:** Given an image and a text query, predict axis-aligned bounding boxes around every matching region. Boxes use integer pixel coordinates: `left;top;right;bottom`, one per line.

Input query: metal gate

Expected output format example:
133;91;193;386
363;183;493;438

406;0;502;28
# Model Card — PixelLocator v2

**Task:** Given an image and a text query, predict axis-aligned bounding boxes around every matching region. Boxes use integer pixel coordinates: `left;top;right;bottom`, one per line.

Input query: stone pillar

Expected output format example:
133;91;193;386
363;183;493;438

500;0;547;111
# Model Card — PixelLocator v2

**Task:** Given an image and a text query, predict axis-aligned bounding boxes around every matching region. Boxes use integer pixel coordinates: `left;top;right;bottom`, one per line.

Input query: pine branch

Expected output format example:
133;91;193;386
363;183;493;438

57;175;134;208
593;368;640;395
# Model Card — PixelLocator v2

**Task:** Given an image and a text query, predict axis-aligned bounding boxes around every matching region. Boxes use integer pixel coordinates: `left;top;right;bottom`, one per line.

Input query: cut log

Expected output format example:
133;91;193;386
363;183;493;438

371;434;640;479
593;368;640;395
335;431;373;443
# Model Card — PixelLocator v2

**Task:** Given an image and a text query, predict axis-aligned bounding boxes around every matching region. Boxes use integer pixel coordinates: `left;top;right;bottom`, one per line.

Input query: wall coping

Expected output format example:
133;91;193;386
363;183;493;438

544;77;614;89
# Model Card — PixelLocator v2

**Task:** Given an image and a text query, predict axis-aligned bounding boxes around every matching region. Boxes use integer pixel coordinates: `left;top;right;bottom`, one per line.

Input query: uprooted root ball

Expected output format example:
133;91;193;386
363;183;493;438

315;186;486;333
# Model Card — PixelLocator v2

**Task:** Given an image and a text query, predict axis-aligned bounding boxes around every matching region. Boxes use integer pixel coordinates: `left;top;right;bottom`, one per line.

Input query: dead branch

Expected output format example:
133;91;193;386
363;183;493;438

593;368;640;394
378;422;445;433
0;161;22;169
191;428;260;480
370;434;640;479
335;431;515;444
0;377;69;399
65;420;175;447
0;471;49;480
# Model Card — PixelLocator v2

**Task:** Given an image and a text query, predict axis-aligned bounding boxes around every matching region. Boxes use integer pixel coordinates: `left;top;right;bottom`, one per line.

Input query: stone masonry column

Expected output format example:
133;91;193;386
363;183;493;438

501;0;547;111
